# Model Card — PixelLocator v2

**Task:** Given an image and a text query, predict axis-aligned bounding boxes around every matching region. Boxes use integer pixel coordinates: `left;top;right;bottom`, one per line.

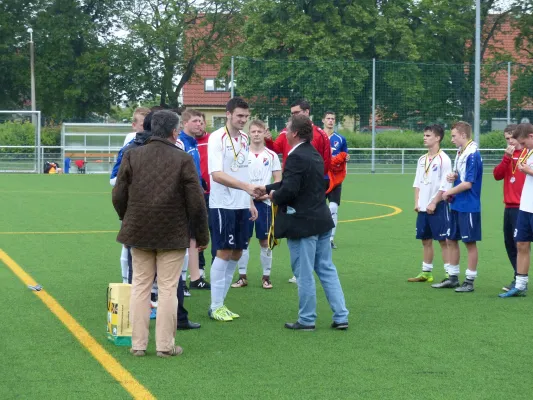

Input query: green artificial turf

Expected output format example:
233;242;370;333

0;173;531;400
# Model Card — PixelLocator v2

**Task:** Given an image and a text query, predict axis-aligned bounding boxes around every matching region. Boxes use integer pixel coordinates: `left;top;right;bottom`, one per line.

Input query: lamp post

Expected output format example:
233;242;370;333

28;28;36;126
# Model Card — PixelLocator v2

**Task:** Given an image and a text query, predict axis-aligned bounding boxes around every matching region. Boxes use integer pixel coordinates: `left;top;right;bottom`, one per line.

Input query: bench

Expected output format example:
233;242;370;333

64;153;118;174
65;152;117;159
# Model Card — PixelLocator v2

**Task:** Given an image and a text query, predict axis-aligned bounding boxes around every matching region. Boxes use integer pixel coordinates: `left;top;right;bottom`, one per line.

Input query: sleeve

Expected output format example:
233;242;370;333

413;159;421;188
110;147;126;183
270;153;306;206
493;156;510;181
341;136;348;153
182;158;210;247
318;132;331;175
272;152;282;172
112;151;132;220
463;153;479;183
265;132;286;154
439;156;453;191
208;134;224;174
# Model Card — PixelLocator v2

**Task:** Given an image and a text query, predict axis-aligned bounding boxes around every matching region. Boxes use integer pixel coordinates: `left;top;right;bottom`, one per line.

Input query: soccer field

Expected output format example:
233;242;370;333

0;173;531;400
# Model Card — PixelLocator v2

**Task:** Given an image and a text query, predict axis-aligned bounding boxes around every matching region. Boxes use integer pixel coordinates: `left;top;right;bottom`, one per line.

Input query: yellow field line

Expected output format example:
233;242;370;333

0;230;118;235
0;249;155;400
339;201;403;223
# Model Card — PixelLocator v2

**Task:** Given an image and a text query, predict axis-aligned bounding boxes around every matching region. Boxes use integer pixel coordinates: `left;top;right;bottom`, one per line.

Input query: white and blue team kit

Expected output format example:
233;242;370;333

448;141;483;242
413;150;453;241
208;127;251;250
329;132;348;156
514;150;533;242
247;148;281;240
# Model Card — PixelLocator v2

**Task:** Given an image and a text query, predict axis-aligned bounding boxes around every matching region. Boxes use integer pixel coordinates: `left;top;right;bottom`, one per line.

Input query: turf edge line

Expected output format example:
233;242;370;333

339;201;403;223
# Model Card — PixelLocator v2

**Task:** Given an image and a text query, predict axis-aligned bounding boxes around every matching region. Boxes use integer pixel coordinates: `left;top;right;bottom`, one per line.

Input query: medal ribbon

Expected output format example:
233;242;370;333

424;149;441;178
512;148;529;174
520;149;533;166
225;126;243;162
454;140;475;173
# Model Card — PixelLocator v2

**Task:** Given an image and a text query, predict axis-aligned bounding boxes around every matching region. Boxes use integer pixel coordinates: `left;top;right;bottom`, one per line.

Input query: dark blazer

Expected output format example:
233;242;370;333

112;136;209;249
266;141;334;239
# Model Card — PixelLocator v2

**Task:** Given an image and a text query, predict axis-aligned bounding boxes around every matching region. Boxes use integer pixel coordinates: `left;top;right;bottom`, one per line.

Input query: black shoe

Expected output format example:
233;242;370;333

330;241;337;249
331;321;349;330
284;322;315;331
431;277;460;289
177;320;201;330
183;285;191;297
190;277;211;290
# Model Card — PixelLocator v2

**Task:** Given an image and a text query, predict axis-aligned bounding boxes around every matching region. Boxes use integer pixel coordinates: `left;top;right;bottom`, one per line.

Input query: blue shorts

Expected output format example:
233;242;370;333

514;210;533;242
416;201;449;241
448;210;482;243
209;208;250;250
247;201;272;240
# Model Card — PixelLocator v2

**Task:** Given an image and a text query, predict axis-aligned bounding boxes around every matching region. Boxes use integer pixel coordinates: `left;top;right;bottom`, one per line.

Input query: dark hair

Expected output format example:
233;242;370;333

513;123;533;139
504;124;518;134
288;115;313;142
142;111;155;131
226;97;249;113
323;111;335;118
290;99;311;112
424;124;444;143
451;121;472;138
151;110;179;139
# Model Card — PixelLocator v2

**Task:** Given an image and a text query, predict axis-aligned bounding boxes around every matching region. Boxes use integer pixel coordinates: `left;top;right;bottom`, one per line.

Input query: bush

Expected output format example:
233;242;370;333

0;121;61;153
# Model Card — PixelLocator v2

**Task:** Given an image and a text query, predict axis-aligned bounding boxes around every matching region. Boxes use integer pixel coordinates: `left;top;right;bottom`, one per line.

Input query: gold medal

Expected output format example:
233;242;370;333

230;160;239;172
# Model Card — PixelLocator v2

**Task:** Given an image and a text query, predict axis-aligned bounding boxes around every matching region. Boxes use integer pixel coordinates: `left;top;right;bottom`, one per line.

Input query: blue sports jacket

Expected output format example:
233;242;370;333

179;131;202;182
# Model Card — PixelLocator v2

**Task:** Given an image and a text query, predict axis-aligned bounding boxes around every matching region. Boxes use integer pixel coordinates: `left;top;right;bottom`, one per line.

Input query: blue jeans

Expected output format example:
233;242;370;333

287;230;349;326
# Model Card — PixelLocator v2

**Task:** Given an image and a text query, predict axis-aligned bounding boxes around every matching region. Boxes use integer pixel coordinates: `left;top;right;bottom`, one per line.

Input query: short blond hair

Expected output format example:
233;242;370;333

249;120;266;131
133;107;150;120
451;121;472;139
513;123;533;139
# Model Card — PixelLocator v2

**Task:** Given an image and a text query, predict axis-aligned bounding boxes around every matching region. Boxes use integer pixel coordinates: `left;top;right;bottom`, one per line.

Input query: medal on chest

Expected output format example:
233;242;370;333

423;150;441;185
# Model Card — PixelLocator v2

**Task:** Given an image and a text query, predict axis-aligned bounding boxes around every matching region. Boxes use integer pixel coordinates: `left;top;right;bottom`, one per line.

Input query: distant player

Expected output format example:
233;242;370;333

408;125;452;283
500;123;533;297
493;124;525;292
322;111;348;249
232;120;281;289
208;97;258;321
437;121;483;292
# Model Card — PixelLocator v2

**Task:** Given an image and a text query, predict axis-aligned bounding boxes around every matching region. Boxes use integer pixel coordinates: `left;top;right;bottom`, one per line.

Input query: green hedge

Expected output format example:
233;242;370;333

0;122;60;153
340;130;507;149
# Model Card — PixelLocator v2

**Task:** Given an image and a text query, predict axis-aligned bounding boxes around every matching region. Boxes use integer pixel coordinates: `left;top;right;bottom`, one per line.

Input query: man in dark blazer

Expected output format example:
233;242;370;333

255;114;349;331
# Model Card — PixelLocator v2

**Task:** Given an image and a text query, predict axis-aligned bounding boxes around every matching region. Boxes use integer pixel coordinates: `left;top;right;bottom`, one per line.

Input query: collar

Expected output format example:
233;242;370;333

149;136;181;147
179;130;197;144
288;141;305;156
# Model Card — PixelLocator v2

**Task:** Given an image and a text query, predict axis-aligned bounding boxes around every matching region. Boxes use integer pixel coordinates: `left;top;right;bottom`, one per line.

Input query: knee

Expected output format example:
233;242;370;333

517;242;530;253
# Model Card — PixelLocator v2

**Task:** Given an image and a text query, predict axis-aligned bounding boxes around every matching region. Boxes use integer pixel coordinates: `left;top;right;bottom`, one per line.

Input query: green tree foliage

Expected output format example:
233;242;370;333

114;0;244;108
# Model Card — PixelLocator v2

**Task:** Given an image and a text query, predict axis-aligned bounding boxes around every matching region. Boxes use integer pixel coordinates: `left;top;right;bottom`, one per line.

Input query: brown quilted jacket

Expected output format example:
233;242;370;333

112;136;209;249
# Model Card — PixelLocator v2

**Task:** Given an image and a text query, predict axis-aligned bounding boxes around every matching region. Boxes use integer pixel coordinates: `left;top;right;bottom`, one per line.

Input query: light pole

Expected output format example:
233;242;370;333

28;28;36;125
474;0;480;144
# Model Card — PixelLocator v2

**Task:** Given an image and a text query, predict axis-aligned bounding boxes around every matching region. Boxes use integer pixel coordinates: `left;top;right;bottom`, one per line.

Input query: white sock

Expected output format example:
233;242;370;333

465;269;477;281
210;257;228;310
444;263;450;274
447;264;460;277
237;249;249;275
516;275;529;290
260;246;272;277
223;260;238;299
120;247;129;283
329;202;338;240
181;250;189;282
422;262;433;272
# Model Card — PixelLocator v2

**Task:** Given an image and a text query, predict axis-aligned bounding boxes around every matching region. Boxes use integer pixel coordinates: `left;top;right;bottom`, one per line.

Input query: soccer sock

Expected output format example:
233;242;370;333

237;249;249;275
151;278;158;297
260;246;272;277
120;247;129;283
181;250;189;282
516;274;528;290
329;202;339;240
448;264;460;279
465;269;477;282
444;263;450;275
223;260;239;300
210;257;228;310
422;262;433;272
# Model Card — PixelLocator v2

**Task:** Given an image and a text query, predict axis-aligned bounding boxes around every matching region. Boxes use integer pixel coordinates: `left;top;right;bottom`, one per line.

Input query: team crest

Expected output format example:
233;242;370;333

433;165;438;171
263;157;269;166
334;141;339;147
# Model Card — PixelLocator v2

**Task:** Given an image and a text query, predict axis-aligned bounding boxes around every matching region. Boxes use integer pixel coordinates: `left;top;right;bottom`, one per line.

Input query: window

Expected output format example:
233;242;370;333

213;116;226;130
204;78;228;92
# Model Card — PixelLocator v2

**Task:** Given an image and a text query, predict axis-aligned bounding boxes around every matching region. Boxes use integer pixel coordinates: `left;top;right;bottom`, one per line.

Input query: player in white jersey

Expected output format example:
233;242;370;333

231;120;282;289
208;97;258;321
408;125;452;283
500;123;533;297
123;107;150;146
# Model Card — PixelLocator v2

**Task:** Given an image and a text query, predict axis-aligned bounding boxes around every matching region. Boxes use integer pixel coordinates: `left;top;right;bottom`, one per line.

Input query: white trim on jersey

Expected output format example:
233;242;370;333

413;150;452;212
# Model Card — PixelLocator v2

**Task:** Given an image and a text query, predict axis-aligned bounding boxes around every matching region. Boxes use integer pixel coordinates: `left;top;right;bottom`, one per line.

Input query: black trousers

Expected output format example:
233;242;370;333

199;193;216;268
128;248;189;325
503;207;519;277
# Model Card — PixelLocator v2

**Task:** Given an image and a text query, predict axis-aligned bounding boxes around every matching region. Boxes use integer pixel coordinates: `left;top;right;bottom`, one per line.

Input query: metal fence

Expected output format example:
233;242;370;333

347;148;503;174
0;111;41;173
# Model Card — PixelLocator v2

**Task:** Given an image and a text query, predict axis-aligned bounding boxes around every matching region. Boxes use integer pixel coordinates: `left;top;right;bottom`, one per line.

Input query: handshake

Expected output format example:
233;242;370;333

246;184;274;201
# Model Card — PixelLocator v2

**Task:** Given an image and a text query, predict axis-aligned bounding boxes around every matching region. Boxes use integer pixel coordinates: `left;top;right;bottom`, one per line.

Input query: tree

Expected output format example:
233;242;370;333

114;0;244;108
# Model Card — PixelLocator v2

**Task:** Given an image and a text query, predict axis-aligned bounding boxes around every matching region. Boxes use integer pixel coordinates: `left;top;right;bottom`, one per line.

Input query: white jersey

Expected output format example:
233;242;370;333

520;151;533;213
413;150;452;212
123;132;136;146
248;148;281;205
208;126;250;209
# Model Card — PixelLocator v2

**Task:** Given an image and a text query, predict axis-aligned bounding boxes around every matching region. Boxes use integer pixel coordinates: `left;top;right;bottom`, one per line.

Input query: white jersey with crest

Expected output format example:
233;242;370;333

248;147;281;205
413;150;453;212
208;126;250;209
